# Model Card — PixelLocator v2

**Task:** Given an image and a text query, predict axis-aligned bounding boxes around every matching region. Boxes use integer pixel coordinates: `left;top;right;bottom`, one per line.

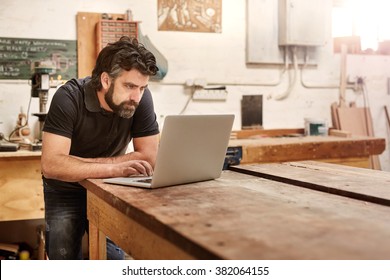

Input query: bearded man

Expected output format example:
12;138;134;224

41;37;159;260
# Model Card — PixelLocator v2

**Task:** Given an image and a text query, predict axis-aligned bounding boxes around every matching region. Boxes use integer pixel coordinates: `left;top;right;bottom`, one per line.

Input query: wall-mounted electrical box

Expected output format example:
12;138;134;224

246;0;329;65
278;0;327;46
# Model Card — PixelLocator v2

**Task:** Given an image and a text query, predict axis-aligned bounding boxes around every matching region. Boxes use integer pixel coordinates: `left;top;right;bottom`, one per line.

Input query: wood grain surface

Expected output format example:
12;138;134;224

230;161;390;206
229;135;385;168
0;153;43;221
81;168;390;259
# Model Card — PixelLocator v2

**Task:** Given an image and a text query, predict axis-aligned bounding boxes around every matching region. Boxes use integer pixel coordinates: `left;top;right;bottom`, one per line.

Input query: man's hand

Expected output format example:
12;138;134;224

113;160;154;177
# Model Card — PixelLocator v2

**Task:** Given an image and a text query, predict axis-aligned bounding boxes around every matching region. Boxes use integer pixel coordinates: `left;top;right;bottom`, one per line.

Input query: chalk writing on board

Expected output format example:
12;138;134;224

0;37;77;80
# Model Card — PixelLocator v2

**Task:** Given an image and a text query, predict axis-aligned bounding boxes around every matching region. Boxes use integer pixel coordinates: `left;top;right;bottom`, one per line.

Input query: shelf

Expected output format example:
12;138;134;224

96;19;139;57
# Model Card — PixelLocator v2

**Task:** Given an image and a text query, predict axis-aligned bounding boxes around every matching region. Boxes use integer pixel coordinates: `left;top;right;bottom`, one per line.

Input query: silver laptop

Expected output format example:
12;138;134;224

103;114;235;189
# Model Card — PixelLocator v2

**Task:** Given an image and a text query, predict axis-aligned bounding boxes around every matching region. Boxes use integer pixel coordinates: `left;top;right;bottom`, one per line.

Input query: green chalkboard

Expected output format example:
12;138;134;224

0;37;77;80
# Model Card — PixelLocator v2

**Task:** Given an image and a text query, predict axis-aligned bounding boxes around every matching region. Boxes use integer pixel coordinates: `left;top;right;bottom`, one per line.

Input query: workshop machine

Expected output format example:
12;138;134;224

30;61;56;146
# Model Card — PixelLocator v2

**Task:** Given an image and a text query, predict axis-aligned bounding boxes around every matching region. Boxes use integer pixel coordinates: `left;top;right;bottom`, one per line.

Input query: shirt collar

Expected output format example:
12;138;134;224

84;80;101;113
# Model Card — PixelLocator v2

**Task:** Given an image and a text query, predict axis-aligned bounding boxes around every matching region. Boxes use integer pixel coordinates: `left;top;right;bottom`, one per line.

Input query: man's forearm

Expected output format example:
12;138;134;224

43;152;155;182
71;151;150;165
41;133;159;182
43;154;117;182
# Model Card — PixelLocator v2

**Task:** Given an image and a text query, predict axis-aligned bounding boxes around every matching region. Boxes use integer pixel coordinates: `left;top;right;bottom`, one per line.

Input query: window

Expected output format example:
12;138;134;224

332;0;390;54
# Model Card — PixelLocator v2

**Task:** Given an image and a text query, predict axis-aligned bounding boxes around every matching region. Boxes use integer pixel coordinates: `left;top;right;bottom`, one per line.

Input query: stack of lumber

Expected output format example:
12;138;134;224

331;102;374;136
331;44;381;170
331;103;380;169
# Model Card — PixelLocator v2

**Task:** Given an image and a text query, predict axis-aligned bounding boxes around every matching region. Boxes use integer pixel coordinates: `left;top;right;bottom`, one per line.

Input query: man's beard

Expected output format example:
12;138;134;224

104;83;139;118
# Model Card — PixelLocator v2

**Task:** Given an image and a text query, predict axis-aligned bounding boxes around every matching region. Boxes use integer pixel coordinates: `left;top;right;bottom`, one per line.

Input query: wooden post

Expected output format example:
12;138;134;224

339;44;348;107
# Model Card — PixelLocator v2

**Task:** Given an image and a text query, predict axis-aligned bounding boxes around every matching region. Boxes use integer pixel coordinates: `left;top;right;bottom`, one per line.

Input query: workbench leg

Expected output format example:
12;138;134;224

89;222;107;260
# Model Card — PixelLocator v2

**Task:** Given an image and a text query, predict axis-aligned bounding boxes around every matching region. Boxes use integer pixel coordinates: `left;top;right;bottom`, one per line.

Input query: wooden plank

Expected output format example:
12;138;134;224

330;102;340;129
82;172;390;259
76;12;124;78
0;155;44;221
233;128;304;139
0;150;41;158
318;156;370;169
76;12;100;78
337;106;381;170
288;160;390;179
230;161;390;206
339;44;347;107
365;107;375;136
385;105;390;129
328;129;351;138
337;105;376;139
363;107;381;170
88;221;101;260
229;136;385;164
337;107;368;136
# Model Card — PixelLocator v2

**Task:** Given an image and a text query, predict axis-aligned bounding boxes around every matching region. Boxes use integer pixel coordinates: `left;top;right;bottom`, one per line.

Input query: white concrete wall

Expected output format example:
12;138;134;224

1;0;389;170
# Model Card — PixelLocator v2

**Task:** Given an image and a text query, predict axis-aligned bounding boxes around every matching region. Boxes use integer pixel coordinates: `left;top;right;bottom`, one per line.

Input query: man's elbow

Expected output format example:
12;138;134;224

41;160;56;179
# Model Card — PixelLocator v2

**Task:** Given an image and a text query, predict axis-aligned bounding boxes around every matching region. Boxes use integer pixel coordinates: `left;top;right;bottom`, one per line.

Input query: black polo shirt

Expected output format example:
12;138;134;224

43;77;159;158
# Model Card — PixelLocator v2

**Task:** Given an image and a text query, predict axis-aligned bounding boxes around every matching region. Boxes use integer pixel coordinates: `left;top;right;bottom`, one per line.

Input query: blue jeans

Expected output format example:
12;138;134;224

43;180;124;260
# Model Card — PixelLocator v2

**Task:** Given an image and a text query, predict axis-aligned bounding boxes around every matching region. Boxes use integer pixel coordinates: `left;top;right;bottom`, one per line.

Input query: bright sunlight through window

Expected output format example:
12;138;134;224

332;0;390;51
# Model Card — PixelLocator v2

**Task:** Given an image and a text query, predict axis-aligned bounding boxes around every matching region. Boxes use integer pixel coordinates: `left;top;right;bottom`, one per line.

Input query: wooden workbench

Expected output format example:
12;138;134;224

0;150;43;221
229;130;385;168
0;150;45;259
81;161;390;260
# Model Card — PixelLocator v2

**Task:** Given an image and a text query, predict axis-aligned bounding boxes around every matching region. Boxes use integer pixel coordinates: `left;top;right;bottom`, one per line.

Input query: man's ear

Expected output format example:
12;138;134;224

101;72;111;90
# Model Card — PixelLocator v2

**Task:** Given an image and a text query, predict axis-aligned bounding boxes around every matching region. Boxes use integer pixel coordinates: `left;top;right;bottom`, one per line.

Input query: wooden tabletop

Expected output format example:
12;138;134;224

0;150;41;158
229;135;385;164
230;161;390;206
81;162;390;260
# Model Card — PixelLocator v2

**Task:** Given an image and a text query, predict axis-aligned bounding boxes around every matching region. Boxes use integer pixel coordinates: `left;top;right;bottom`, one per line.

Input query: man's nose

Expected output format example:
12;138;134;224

129;89;142;103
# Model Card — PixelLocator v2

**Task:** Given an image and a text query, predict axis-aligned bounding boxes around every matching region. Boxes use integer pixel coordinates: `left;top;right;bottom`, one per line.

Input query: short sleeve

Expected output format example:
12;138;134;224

43;85;78;139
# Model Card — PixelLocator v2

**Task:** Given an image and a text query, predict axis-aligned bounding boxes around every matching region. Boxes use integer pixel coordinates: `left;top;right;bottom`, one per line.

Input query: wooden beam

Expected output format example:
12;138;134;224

233;128;304;139
339;44;347;107
230;161;390;206
385;105;390;129
76;12;125;78
328;129;351;138
229;136;385;165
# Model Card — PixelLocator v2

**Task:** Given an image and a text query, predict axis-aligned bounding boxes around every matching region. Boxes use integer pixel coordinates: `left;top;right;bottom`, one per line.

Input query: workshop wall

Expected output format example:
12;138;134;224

0;0;389;171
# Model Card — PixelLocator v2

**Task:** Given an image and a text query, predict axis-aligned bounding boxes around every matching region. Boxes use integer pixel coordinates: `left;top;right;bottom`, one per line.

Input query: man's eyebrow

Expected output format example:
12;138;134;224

123;82;148;88
123;81;136;86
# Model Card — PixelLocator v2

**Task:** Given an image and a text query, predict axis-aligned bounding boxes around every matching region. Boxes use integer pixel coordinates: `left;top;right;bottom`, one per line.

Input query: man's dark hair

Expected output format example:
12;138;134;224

90;36;159;90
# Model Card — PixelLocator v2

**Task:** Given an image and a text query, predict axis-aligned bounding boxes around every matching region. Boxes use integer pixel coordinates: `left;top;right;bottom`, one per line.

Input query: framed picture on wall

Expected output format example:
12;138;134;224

158;0;222;33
